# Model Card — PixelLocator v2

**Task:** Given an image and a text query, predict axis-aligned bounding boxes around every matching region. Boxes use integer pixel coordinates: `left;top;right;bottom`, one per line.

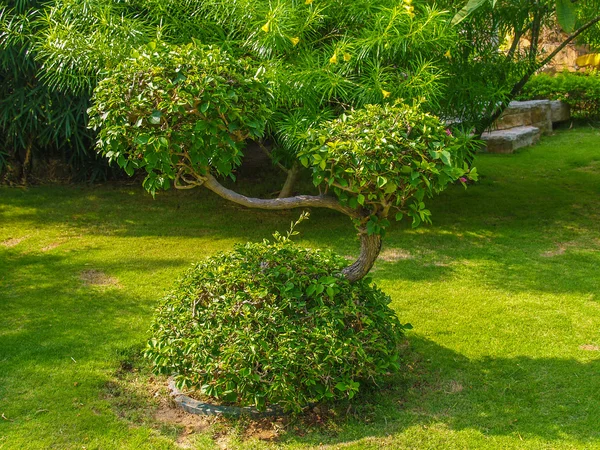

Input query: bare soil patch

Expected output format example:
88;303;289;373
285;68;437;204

379;248;413;262
80;269;119;287
41;242;62;252
579;344;600;351
1;237;26;248
445;380;464;394
574;160;600;174
541;241;577;257
155;402;212;448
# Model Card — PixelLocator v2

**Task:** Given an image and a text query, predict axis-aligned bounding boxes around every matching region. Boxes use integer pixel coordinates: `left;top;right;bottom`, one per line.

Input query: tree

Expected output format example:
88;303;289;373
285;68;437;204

434;0;600;134
89;41;477;282
23;0;463;187
75;1;481;411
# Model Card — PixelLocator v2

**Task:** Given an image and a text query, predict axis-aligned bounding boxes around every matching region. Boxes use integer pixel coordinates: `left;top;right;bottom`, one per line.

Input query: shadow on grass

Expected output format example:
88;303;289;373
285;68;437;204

1;247;599;447
0;249;186;372
2;180;599;302
284;335;600;447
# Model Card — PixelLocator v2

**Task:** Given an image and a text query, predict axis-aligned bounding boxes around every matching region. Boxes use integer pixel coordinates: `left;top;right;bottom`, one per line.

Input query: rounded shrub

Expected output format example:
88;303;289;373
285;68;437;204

145;233;408;413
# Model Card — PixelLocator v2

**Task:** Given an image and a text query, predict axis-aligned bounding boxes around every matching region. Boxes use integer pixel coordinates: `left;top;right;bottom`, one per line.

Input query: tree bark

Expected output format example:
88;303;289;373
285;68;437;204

341;231;382;283
198;173;383;282
202;173;358;218
278;163;300;198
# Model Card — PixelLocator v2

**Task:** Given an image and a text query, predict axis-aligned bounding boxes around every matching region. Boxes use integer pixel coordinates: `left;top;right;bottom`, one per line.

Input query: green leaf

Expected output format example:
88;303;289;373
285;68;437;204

452;0;488;25
556;0;576;33
150;110;162;125
440;151;452;166
384;182;397;194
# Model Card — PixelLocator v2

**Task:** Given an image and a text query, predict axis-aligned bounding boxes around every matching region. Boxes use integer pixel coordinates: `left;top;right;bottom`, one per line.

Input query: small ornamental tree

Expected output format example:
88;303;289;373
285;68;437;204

89;31;478;414
89;41;478;282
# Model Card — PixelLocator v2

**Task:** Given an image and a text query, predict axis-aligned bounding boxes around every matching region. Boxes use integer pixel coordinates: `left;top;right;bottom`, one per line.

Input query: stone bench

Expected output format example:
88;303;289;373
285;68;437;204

481;100;570;153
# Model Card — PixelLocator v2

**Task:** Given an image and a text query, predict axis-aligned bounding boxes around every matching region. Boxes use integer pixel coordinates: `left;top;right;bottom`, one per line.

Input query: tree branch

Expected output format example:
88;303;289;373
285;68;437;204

476;14;600;136
202;173;359;218
538;15;600;70
257;140;289;174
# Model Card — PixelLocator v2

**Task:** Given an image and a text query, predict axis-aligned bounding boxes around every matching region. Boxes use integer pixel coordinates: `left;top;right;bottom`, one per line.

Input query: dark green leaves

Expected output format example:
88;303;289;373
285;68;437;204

88;42;272;194
301;103;475;235
144;239;406;413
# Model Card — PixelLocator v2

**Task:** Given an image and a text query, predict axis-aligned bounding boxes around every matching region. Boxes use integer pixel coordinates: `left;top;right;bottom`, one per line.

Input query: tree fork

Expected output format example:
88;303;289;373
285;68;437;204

278;163;300;198
195;174;381;282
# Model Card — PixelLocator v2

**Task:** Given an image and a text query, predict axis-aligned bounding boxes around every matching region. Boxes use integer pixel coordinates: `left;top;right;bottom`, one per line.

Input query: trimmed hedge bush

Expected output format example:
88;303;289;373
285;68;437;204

145;231;408;413
519;71;600;119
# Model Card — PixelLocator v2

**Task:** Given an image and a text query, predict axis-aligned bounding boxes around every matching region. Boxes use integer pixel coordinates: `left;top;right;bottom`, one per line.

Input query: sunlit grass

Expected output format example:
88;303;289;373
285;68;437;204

1;126;599;449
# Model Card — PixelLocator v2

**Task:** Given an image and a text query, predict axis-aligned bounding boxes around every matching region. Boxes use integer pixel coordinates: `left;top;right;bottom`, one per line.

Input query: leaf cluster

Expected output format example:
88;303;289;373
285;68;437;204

145;237;408;413
300;104;477;232
88;41;272;194
519;71;600;119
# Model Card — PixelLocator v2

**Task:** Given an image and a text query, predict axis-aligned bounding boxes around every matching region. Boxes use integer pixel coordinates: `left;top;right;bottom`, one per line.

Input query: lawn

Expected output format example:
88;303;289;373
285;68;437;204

1;127;599;449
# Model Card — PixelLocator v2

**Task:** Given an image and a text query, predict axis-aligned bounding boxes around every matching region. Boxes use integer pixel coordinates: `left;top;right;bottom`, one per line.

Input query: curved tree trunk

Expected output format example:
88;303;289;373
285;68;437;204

202;173;357;217
278;163;300;198
342;231;382;282
197;174;381;283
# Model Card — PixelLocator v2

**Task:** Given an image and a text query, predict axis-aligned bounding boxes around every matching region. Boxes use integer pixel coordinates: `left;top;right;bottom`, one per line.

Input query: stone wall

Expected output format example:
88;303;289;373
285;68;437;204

520;27;590;73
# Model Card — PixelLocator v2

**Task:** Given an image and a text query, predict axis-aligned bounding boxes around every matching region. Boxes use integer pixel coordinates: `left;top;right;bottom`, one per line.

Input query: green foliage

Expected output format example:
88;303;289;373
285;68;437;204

0;0;153;180
88;41;272;194
300;104;478;232
452;0;496;26
436;0;600;131
145;228;407;413
555;0;577;33
9;0;459;180
519;71;600;119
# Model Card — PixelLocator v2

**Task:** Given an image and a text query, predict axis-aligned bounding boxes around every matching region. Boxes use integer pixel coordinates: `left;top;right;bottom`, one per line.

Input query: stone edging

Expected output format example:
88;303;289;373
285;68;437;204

167;378;284;418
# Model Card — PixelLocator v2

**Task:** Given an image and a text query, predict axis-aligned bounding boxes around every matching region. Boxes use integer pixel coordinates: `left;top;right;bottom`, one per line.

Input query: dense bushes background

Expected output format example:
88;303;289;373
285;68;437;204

0;0;152;182
1;0;458;182
519;71;600;119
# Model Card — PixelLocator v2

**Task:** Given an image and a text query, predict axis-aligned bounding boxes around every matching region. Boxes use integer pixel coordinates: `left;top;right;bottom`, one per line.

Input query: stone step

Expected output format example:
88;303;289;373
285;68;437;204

481;126;541;154
494;100;552;134
549;100;570;122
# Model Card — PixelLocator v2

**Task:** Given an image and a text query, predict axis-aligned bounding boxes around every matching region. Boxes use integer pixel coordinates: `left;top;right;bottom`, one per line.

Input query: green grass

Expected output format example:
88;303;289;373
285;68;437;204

1;127;600;449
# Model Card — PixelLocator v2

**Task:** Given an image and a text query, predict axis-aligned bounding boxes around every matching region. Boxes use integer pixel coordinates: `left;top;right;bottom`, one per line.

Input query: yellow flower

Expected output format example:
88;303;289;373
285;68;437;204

343;52;351;62
403;0;412;4
444;50;451;58
382;89;391;98
404;5;414;16
329;53;338;64
305;0;313;4
290;36;300;46
261;21;270;33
